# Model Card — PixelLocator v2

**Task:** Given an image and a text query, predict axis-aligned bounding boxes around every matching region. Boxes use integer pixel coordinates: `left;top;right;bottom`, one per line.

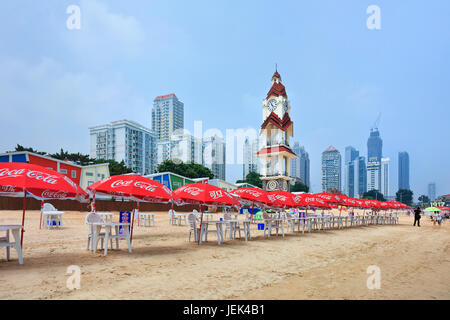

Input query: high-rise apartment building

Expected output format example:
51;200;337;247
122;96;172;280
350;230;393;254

321;146;341;192
89;120;157;175
398;151;410;190
152;94;184;142
157;132;202;165
290;142;310;187
381;157;390;197
367;158;381;192
428;182;436;201
366;128;383;193
344;146;366;198
367;128;383;162
243;137;259;179
344;146;359;195
203;135;226;180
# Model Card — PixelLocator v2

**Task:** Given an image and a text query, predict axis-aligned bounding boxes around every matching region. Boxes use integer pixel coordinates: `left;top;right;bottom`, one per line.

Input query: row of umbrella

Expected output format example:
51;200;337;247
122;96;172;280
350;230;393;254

231;188;410;210
0;162;410;247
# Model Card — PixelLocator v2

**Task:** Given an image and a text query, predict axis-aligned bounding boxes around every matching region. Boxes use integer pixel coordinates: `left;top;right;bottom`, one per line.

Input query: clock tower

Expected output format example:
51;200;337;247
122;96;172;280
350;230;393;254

257;69;297;191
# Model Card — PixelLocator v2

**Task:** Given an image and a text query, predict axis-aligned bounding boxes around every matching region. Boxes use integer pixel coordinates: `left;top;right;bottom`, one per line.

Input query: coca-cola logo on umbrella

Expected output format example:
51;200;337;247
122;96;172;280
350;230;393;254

42;190;68;199
0;185;16;192
134;181;156;192
209;190;223;199
180;186;203;196
110;180;133;188
0;168;26;179
246;190;262;197
26;171;59;184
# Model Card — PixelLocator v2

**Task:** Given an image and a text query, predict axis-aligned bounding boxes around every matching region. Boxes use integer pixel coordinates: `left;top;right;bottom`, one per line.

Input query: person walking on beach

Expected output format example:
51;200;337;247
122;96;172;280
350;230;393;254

435;212;442;226
413;206;421;227
87;199;95;213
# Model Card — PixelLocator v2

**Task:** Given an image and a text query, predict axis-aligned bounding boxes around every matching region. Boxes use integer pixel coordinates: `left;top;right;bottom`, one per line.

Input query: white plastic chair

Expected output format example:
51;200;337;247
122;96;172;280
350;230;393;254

224;211;241;240
169;209;186;225
137;210;155;227
85;213;113;251
187;213;201;242
169;209;177;225
262;212;281;237
42;203;64;229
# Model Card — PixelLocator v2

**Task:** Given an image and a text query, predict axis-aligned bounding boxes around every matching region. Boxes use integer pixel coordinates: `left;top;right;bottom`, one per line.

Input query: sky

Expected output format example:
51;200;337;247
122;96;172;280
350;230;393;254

0;0;449;199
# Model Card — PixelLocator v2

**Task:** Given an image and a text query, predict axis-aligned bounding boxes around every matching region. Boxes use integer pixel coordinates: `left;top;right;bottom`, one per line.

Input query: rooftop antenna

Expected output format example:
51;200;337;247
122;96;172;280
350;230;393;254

372;112;381;132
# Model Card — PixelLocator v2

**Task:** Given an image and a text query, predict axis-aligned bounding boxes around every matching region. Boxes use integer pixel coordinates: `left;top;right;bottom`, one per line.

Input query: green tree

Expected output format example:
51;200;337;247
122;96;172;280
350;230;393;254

418;195;430;207
8;145;133;176
13;144;46;155
291;181;309;193
94;159;132;176
327;188;344;196
396;189;414;206
362;189;386;201
51;148;91;165
236;171;263;188
156;160;214;179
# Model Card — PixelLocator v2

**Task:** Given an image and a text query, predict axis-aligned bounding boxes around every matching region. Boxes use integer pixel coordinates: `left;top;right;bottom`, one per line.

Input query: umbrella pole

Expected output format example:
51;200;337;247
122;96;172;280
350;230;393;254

21;189;27;248
251;202;255;223
92;191;96;213
39;200;44;230
130;201;138;244
198;204;203;245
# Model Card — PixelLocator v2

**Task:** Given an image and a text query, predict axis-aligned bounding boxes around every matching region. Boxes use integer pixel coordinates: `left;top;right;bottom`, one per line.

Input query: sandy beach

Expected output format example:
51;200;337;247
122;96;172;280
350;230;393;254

0;210;449;300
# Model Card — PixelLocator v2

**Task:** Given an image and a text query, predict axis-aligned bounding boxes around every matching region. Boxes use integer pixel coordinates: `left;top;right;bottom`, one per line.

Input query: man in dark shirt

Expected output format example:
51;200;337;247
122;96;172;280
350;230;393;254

414;207;421;227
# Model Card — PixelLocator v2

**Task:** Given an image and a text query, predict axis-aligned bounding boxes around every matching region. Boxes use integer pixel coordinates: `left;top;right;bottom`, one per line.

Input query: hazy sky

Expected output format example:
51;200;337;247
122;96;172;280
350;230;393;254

1;0;449;199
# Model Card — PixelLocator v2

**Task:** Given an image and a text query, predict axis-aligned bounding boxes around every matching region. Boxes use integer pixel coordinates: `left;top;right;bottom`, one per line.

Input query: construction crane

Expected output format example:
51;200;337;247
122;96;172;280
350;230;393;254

371;112;381;132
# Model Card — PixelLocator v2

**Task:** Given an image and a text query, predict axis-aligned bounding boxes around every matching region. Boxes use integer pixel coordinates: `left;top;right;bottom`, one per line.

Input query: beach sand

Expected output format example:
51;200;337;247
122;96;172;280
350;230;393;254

0;210;448;300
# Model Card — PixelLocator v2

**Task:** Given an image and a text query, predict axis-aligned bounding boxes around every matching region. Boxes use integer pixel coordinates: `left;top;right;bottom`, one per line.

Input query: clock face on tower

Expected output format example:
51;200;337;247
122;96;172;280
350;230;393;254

283;100;288;112
268;99;277;111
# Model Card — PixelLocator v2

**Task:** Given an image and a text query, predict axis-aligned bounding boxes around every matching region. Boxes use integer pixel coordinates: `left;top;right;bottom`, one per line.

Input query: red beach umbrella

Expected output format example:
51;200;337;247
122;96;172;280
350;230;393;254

378;201;390;210
0;163;89;247
173;183;240;207
354;199;366;208
87;174;172;243
267;191;303;208
231;187;271;219
315;192;345;205
87;174;172;203
231;187;271;206
340;196;360;208
299;194;331;209
173;182;240;244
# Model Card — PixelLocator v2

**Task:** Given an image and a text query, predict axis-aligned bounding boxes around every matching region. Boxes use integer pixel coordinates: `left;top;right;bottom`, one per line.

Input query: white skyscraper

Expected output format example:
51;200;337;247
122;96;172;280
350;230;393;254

243;137;259;179
152;94;184;142
367;158;380;192
291;142;310;188
157;131;202;165
345;155;367;198
170;131;203;164
203;135;226;180
321;146;341;192
381;157;390;197
89;120;157;175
